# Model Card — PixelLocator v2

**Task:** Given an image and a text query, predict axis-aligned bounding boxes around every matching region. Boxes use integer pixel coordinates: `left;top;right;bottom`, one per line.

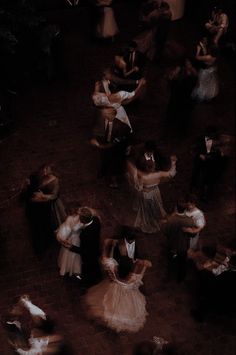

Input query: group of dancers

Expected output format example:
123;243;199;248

4;2;234;354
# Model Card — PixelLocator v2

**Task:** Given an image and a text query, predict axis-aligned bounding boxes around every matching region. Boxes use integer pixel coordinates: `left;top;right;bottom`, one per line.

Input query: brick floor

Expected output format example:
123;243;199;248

0;3;235;355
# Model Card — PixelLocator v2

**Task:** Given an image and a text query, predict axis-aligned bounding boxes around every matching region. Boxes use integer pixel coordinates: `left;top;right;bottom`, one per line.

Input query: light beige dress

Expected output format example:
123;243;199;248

96;0;119;38
127;159;176;233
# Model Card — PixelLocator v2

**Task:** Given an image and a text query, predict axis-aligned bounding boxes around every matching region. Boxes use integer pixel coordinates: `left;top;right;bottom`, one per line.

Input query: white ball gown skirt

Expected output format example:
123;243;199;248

85;275;147;332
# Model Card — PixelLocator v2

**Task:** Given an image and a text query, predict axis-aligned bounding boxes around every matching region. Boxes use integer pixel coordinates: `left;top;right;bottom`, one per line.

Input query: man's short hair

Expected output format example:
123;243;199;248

176;200;186;214
205;125;218;138
128;41;137;50
185;193;198;206
121;225;136;241
144;140;157;152
79;207;93;224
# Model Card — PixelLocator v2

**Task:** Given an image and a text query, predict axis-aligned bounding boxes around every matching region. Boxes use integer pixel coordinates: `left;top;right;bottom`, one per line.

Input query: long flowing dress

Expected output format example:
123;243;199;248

191;64;219;102
85;257;148;333
26;174;66;254
134;184;167;233
96;0;119;39
57;216;82;276
39;177;66;231
127;159;176;233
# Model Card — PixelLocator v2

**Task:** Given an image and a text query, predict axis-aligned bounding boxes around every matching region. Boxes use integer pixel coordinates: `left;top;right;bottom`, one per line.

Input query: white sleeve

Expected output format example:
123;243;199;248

194;212;206;228
92;93;110;107
57;224;72;242
20;297;46;319
118;91;135;100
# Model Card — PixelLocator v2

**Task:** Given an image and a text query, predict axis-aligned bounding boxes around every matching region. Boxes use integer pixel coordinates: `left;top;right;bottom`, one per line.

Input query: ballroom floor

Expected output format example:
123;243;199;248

0;2;235;354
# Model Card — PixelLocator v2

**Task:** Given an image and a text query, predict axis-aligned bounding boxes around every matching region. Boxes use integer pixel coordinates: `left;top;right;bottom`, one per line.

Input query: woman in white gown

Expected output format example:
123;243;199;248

84;239;152;333
127;155;177;233
57;212;82;277
95;0;119;40
191;46;219;102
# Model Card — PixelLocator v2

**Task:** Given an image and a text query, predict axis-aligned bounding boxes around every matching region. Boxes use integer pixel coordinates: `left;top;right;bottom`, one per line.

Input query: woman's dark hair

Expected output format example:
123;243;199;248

120;225;136;241
145;140;157;153
143;160;156;173
118;256;134;279
185;193;198;205
176;200;186;214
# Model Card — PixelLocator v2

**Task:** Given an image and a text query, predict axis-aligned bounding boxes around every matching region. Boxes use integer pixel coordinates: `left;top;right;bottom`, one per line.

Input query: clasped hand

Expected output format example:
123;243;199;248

61;239;72;248
170;155;177;162
31;191;45;202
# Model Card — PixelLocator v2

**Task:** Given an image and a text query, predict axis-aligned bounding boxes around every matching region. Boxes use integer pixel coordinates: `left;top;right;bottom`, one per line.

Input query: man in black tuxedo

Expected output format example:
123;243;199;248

69;207;101;287
123;41;146;80
91;107;132;188
113;226;139;263
190;126;223;201
163;200;195;282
